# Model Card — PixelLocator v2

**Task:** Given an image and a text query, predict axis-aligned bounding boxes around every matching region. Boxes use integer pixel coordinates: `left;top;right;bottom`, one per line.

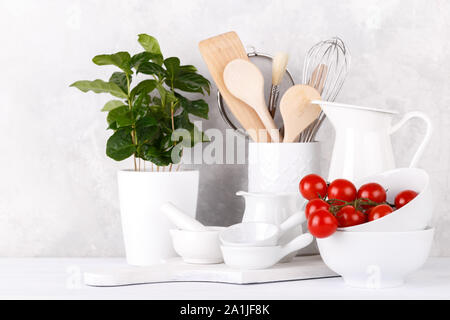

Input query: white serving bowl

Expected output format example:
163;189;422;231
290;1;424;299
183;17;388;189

339;167;432;232
317;228;434;288
170;227;225;264
221;233;313;270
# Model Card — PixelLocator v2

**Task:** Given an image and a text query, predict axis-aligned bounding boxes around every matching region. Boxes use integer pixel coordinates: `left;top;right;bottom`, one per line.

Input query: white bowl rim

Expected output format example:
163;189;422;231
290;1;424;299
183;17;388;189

170;226;225;234
324;226;434;236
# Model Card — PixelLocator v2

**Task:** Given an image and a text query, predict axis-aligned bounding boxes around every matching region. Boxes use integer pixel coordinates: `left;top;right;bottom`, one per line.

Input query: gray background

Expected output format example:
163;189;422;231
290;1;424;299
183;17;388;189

0;0;449;256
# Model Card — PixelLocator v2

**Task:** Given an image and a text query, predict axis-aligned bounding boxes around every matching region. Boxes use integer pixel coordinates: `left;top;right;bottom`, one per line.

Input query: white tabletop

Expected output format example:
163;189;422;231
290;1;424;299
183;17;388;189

0;257;449;299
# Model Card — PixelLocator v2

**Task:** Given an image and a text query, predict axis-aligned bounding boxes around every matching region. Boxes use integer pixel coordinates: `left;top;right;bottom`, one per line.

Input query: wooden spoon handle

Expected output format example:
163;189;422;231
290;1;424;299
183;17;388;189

255;102;281;143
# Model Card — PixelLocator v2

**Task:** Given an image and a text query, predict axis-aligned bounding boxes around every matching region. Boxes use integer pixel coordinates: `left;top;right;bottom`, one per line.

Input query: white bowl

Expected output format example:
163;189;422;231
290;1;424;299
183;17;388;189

170;227;225;264
317;228;434;288
339;168;432;232
221;233;313;270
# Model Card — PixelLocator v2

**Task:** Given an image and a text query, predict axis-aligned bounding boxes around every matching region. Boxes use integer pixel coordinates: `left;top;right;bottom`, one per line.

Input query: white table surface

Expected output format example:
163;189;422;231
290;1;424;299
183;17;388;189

0;257;449;299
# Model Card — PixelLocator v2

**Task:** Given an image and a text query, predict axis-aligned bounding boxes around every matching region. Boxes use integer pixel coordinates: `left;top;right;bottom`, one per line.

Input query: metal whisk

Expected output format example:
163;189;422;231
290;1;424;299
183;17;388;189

299;37;351;142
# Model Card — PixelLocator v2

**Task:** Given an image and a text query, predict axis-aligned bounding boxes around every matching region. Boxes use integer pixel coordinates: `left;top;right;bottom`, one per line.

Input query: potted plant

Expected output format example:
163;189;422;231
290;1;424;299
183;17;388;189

71;34;210;266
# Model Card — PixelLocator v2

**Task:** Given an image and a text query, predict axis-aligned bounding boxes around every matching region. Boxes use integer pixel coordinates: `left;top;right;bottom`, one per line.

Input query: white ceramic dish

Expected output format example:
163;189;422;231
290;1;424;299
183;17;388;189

338;167;432;232
317;227;434;288
161;201;206;231
220;212;305;246
221;233;313;270
170;227;225;264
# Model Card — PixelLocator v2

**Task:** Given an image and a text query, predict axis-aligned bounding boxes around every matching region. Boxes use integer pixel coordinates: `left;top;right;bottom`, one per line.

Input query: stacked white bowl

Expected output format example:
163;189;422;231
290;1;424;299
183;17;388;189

317;168;434;288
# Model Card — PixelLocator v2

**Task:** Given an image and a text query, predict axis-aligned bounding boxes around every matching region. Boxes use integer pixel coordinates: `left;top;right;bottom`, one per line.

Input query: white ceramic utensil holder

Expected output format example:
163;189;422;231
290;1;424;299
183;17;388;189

248;142;321;193
118;170;199;266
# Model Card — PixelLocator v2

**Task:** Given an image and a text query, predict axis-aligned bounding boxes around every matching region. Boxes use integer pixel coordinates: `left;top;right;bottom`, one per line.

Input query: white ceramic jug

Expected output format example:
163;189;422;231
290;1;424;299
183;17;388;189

313;100;433;181
236;191;308;260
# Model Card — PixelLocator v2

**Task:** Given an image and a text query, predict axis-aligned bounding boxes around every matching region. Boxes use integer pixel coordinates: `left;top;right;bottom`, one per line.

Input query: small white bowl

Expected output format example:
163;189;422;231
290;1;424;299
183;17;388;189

339;168;432;232
221;233;313;270
317;228;434;288
170;227;225;264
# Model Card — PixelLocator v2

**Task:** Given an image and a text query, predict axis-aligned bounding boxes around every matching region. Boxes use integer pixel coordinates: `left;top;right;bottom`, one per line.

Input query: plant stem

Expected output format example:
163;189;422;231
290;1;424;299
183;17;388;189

126;73;138;171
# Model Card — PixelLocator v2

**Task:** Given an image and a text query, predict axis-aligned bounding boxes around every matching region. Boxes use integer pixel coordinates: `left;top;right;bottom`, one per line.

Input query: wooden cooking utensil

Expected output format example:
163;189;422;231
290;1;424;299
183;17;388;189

198;32;270;142
223;59;282;143
268;52;289;117
299;64;328;142
280;85;322;143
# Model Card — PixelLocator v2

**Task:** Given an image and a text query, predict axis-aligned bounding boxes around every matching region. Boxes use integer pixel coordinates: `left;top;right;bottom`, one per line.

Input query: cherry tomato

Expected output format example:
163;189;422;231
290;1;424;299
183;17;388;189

335;205;367;227
305;199;330;220
368;204;394;221
395;190;418;209
299;174;327;200
357;182;386;208
307;209;338;238
365;206;375;216
327;179;357;204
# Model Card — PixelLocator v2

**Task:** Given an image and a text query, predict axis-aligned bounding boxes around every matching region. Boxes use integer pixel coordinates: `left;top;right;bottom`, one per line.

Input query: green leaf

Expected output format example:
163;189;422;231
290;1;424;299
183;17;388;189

137;61;167;78
137;126;160;145
130;79;157;100
137;34;162;57
139;144;173;166
107;105;133;128
70;79;128;98
92;51;132;75
172;72;210;95
130;51;163;68
109;72;129;94
177;94;209;119
156;83;178;112
179;65;197;73
106;127;136;161
174;111;208;147
164;57;180;83
136;114;158;128
101;100;126;112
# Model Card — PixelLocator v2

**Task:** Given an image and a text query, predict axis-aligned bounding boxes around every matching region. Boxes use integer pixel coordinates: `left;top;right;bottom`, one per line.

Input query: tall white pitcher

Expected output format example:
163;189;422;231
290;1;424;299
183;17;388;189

313;101;433;181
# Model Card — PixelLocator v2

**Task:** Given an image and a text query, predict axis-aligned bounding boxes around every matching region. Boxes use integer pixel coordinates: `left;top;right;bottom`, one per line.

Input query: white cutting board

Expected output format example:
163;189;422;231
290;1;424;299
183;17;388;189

84;255;338;286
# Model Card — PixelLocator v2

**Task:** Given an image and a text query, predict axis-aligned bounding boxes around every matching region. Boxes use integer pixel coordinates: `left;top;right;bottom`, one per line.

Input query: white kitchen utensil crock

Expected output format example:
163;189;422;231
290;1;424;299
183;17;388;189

339;168;432;232
170;227;225;264
221;233;314;270
317;228;434;288
248;142;320;193
118;170;199;266
313;100;432;181
219;212;305;246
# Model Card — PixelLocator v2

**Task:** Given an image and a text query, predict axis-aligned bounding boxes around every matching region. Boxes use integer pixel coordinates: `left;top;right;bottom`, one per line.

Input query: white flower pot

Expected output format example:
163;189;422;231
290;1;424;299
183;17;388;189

118;170;199;266
248;142;321;193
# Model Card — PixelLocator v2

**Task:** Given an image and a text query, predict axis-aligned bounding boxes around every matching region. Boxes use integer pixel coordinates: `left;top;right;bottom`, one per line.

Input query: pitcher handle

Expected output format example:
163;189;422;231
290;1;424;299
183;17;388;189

389;111;433;168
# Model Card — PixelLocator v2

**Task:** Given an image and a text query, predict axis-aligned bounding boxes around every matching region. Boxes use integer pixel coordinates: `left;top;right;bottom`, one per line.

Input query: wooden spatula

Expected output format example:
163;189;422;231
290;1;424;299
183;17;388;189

280;85;322;143
223;59;281;143
198;32;271;142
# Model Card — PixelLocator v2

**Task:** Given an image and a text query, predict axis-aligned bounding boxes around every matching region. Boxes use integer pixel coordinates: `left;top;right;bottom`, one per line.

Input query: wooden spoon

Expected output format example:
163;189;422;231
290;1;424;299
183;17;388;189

280;85;322;143
198;32;271;142
223;59;281;143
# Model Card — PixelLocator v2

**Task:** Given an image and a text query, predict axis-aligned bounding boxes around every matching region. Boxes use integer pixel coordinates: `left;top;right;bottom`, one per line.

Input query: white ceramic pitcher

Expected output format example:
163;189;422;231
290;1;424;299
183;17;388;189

313;100;433;181
236;191;308;260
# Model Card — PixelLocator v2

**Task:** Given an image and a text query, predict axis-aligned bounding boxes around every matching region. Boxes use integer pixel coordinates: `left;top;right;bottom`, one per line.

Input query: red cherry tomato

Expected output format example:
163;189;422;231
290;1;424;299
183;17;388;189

357;182;386;208
307;209;338;238
395;190;418;209
368;204;394;221
305;199;330;220
365;206;375;216
327;179;357;204
335;205;367;227
299;174;327;200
